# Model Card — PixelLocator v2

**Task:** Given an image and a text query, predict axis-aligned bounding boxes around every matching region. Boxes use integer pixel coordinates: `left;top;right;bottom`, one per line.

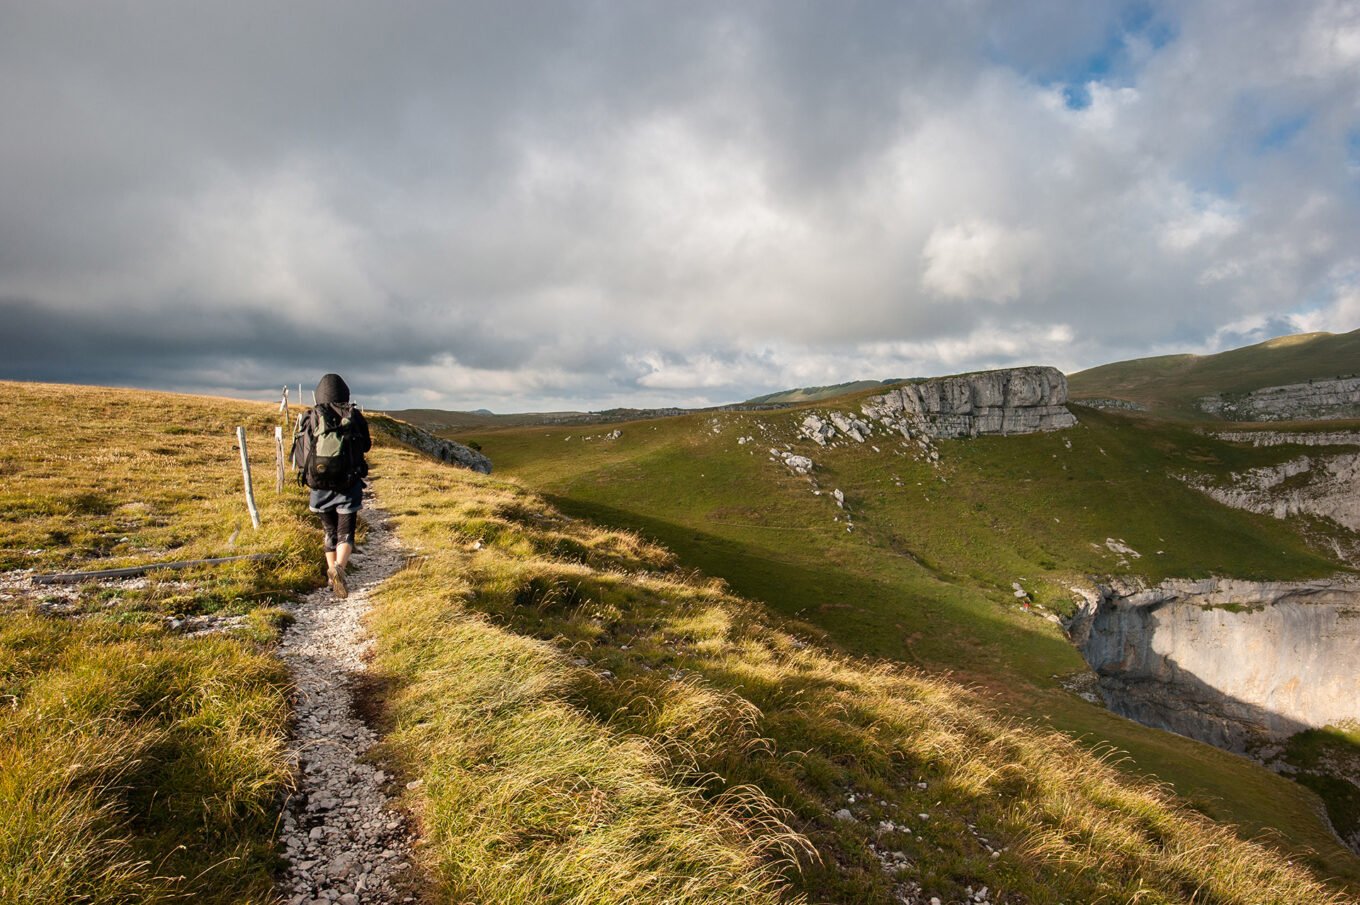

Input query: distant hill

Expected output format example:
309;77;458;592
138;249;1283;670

1068;329;1360;416
744;378;903;405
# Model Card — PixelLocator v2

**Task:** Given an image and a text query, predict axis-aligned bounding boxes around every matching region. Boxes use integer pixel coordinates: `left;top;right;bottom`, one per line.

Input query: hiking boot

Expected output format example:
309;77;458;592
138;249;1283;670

329;565;349;599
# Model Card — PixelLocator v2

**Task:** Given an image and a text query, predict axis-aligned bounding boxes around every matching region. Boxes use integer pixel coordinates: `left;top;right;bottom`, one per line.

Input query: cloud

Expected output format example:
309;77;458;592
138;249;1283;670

1;1;1357;410
922;220;1043;302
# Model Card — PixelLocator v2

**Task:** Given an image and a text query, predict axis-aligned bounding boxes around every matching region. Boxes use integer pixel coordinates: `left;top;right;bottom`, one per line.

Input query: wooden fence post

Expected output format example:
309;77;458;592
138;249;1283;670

236;426;261;530
275;425;286;492
279;385;289;415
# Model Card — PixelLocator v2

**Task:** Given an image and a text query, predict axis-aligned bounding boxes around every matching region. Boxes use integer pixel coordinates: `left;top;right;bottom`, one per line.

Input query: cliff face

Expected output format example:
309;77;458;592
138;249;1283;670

1070;578;1360;752
861;366;1076;439
1189;453;1360;532
1199;376;1360;421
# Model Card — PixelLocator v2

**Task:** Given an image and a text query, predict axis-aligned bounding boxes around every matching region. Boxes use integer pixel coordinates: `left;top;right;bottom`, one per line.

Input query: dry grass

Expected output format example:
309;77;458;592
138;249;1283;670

0;381;313;904
366;431;1354;904
0;379;316;613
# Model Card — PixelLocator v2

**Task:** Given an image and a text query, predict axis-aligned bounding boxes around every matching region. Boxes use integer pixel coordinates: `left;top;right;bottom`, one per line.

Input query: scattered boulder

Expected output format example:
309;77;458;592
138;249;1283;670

771;449;815;475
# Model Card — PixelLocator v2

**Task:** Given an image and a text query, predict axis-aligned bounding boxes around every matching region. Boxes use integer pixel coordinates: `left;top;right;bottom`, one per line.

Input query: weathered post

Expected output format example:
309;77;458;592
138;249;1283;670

279;385;289;415
236;426;261;530
275;425;286;492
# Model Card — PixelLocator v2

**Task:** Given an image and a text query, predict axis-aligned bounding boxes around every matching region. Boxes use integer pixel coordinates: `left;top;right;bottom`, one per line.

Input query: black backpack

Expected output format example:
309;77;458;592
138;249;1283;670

295;403;364;490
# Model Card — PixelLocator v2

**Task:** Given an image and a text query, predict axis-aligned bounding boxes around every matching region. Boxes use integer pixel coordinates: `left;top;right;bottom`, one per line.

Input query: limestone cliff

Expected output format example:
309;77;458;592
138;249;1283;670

1070;578;1360;752
370;415;493;474
1198;376;1360;421
860;366;1077;439
1184;452;1360;533
1212;429;1360;447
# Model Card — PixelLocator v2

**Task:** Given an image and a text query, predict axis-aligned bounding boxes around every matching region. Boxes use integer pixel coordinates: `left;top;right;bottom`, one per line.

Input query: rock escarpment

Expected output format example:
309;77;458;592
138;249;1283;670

1073;397;1147;412
1069;578;1360;752
372;416;493;473
1185;452;1360;532
861;366;1077;439
1198;376;1360;421
1212;429;1360;447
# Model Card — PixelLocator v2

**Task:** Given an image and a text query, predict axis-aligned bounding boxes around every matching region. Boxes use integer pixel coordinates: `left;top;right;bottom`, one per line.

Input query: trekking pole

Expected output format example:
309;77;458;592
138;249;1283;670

235;426;261;530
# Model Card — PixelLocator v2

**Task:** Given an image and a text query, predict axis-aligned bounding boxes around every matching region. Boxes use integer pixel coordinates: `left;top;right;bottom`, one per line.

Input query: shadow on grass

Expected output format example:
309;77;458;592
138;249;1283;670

543;494;1084;681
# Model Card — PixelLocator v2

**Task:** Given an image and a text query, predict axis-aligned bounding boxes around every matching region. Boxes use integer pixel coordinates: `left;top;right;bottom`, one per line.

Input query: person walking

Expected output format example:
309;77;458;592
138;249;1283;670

291;373;371;598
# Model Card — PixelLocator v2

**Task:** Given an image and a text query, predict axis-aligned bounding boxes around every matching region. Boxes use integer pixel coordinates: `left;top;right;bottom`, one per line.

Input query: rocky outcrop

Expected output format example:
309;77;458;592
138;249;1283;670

371;416;493;474
1213;430;1360;447
861;367;1077;439
1073;398;1146;412
1069;578;1360;752
1198;376;1360;421
800;413;872;446
1185;453;1360;531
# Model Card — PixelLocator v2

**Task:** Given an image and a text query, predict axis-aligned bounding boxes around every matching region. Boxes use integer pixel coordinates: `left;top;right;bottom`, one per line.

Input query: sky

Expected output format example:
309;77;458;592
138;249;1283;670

2;1;1359;412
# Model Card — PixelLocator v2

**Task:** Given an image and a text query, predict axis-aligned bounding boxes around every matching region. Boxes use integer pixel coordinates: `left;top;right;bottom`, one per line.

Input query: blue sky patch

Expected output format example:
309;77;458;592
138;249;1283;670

1256;114;1310;153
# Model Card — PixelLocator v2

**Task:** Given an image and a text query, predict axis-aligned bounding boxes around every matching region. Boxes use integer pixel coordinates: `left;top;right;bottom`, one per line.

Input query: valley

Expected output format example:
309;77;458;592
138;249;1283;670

449;340;1360;884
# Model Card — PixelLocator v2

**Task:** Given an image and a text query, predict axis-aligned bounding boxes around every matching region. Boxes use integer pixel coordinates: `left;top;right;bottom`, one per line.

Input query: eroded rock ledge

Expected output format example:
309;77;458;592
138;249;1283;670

1198;376;1360;421
861;366;1077;439
1183;453;1360;532
1068;577;1360;753
370;415;493;474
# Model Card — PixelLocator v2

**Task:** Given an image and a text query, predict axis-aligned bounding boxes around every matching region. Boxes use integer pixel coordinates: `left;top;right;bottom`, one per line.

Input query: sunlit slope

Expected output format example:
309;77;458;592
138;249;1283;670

373;423;1360;902
0;380;314;904
459;401;1359;882
1068;328;1360;415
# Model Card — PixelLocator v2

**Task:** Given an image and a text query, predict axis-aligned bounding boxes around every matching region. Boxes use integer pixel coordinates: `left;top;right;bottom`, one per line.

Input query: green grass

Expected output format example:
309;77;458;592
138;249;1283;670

457;400;1360;885
1068;328;1360;416
361;434;1357;903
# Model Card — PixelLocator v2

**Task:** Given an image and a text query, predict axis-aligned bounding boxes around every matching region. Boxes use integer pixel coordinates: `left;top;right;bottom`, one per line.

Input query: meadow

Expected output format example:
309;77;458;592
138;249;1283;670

4;378;1358;903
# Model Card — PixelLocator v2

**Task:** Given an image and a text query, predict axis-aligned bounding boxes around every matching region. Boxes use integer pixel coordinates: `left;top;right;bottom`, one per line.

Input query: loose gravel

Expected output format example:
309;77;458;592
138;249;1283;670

277;501;418;905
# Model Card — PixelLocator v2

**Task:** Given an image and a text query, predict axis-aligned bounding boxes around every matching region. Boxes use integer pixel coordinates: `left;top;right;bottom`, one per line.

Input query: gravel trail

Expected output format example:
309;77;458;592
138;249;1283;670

278;501;418;905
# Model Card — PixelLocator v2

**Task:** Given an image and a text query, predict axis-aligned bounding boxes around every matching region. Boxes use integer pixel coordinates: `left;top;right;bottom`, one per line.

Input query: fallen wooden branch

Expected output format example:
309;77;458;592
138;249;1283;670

32;553;278;585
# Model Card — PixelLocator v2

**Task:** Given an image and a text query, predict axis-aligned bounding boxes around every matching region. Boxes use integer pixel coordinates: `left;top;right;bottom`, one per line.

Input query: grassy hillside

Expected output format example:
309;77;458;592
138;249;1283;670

0;381;313;903
368;424;1357;902
8;377;1360;903
1068;329;1360;415
454;397;1360;885
745;379;902;405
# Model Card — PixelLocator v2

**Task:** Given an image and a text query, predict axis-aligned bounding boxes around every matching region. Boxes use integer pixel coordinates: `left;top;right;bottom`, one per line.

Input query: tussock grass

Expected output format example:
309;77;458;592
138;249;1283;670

367;432;1354;904
369;556;807;905
0;615;292;903
0;381;315;903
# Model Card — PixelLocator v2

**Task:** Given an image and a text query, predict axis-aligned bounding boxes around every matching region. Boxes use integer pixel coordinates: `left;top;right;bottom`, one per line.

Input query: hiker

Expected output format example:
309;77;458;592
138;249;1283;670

292;373;371;598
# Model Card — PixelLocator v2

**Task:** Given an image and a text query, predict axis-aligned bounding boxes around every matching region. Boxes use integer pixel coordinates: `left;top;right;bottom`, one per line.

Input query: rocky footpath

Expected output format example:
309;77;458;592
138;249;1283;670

860;367;1076;439
1198;376;1360;421
278;503;418;905
1068;577;1360;753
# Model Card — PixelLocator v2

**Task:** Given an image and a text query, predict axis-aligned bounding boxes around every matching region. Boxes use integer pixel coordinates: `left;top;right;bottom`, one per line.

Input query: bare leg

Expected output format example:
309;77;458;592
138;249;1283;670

325;550;337;569
335;542;354;571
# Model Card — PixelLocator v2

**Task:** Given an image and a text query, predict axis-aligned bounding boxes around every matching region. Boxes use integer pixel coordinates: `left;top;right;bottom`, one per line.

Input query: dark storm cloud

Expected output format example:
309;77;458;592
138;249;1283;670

2;1;1358;409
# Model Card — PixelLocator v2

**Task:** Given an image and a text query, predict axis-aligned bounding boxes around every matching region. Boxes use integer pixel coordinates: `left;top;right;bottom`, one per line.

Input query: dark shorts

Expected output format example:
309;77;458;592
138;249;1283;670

309;480;364;514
